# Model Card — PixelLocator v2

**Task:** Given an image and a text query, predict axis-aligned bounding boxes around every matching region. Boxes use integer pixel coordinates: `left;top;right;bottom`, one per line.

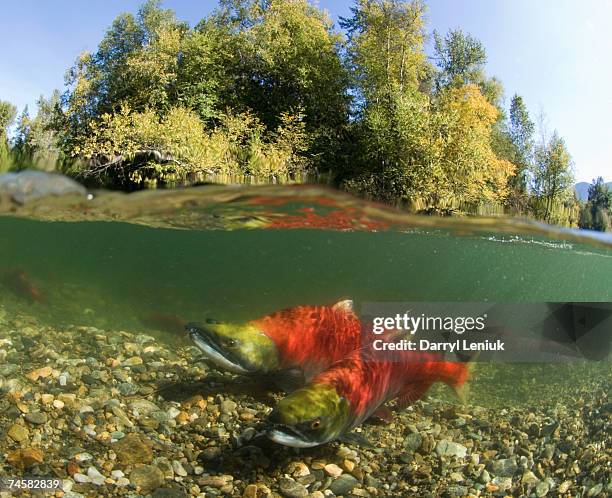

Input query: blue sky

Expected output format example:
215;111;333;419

1;0;610;183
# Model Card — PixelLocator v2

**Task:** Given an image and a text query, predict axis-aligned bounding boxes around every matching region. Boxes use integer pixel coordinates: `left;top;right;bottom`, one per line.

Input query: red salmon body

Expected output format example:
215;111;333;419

252;300;363;380
2;269;46;304
314;345;469;424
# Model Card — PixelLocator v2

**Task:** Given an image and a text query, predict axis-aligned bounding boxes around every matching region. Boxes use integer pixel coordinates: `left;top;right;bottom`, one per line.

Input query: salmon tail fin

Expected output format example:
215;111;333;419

449;361;473;404
453;382;469;404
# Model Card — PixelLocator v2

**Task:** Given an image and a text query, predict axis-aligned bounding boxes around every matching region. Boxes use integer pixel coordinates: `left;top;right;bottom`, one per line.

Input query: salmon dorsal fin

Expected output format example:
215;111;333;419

332;299;355;315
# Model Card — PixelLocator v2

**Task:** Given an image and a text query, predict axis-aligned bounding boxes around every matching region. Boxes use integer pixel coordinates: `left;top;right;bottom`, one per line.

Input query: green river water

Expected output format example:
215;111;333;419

0;181;610;408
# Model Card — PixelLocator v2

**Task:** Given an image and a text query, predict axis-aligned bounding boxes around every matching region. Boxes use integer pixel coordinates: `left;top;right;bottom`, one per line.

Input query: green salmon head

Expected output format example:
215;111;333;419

186;320;281;375
266;383;350;447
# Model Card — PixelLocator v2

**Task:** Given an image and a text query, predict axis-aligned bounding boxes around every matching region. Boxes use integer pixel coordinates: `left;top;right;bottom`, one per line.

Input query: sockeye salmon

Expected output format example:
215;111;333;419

266;340;470;447
2;269;46;304
185;300;364;388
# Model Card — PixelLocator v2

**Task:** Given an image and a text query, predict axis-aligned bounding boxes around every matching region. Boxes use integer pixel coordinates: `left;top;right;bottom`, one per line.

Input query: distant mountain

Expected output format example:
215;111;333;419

575;181;612;202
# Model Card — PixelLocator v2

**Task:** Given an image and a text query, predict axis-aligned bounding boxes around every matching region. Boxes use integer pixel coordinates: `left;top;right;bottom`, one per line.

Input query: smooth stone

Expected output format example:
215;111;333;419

324;463;343;477
435;440;467;458
113;433;153;464
490;458;518;477
536;481;550;497
129;399;160;416
403;432;423;452
73;473;91;484
329;474;359;495
220;400;237;414
444;485;468;497
588;484;603;497
7;424;29;442
198;475;233;488
491;477;513;492
122;356;143;367
129;465;165;493
522;470;539;485
278;477;308;498
150;410;170;423
75;452;93;462
118;383;138;396
87;466;106;486
172;460;188;477
153;457;174;478
25;411;48;425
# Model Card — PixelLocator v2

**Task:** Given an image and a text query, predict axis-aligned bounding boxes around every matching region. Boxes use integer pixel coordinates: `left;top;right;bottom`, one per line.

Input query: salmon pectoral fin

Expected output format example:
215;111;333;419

338;431;374;448
397;381;433;411
371;405;394;423
270;368;306;392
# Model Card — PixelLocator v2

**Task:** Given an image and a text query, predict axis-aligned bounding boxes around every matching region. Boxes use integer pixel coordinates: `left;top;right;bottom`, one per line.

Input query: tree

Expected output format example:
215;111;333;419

530;131;574;223
432;29;486;89
61;0;185;145
497;94;536;207
0;100;17;171
432;29;505;111
579;177;612;231
339;3;512;207
71;104;310;188
12;91;64;171
223;0;350;167
0;101;16;133
338;0;430;195
430;84;514;204
57;0;347;182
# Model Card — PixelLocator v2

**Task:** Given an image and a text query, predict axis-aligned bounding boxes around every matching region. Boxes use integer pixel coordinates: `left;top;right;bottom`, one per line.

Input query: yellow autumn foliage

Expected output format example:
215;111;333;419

429;84;515;204
72;104;310;186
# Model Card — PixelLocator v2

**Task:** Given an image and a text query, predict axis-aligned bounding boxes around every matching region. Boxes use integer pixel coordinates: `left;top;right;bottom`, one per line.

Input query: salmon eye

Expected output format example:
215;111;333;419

311;419;321;429
224;339;237;347
206;318;220;324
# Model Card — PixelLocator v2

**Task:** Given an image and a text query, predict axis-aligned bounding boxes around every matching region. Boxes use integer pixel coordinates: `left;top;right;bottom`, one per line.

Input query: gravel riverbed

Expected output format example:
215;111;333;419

0;309;610;497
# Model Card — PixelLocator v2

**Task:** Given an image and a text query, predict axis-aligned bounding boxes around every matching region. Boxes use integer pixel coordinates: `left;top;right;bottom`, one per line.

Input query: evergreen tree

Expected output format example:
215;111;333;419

579;177;612;231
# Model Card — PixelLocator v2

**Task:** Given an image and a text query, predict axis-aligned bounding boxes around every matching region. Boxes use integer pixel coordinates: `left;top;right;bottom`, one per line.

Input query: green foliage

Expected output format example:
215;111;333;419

433;28;487;90
530;131;575;223
432;28;505;114
0;101;17;133
340;4;512;208
0;100;17;172
69;104;310;188
12;91;64;171
579;177;612;231
341;0;428;102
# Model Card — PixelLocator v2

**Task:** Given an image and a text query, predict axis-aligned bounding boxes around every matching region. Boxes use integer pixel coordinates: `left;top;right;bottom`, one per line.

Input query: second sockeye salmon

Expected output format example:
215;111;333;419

266;341;470;447
186;300;365;388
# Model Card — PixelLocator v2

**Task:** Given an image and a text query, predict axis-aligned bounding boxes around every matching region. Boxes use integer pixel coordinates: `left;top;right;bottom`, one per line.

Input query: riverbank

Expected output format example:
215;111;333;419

0;308;610;497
